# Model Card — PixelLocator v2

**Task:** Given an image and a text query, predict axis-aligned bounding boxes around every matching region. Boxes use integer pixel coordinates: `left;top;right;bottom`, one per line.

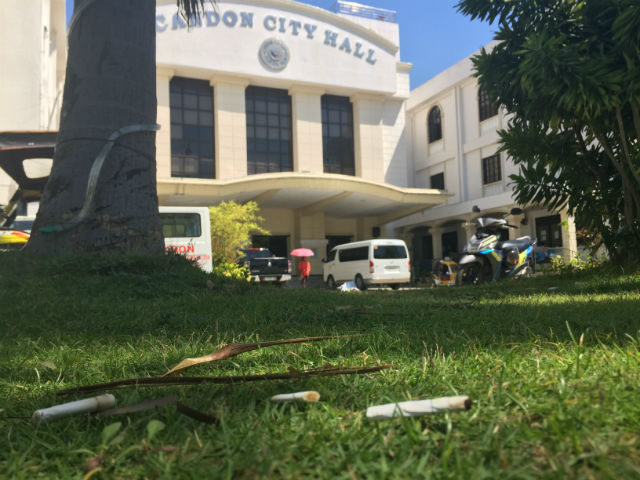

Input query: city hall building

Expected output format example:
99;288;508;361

0;0;576;274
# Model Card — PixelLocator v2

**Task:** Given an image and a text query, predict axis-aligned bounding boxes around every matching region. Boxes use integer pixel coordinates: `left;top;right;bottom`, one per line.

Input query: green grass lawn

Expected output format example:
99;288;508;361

1;253;639;479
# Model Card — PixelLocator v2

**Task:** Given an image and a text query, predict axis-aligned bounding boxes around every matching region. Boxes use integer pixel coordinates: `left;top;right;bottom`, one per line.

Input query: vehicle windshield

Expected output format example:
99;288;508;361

241;249;273;259
10;219;34;233
160;213;201;238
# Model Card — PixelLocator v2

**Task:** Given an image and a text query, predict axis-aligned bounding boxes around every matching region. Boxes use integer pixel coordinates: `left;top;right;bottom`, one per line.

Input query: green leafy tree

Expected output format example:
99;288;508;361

209;201;269;263
27;0;214;255
456;0;640;264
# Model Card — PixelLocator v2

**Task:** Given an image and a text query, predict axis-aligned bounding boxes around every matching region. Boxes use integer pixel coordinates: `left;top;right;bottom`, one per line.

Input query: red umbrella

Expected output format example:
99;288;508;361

290;248;314;257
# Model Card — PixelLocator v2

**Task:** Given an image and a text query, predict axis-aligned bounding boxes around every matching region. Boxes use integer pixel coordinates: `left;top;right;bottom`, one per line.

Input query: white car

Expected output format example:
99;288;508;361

322;239;411;290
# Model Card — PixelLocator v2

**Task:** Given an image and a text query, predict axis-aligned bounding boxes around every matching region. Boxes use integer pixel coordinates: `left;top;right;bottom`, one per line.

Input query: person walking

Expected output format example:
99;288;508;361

297;256;311;288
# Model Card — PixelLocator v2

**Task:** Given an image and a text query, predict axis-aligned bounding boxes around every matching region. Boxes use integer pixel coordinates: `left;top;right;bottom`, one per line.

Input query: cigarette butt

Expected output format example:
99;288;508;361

366;395;471;420
270;391;320;403
33;394;117;423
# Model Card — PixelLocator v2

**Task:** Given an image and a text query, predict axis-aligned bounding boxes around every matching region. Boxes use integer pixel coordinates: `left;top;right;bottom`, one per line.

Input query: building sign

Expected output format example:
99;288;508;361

156;9;378;66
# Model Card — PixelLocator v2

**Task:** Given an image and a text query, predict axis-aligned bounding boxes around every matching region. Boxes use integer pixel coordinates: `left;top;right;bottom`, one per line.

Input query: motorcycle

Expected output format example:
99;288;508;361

456;208;537;286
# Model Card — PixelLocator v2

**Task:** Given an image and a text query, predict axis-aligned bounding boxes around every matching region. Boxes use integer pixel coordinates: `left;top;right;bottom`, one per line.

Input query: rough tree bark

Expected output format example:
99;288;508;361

27;0;163;254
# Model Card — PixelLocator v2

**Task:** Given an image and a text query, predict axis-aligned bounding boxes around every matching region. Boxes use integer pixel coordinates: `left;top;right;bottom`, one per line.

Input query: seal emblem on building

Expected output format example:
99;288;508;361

259;38;290;72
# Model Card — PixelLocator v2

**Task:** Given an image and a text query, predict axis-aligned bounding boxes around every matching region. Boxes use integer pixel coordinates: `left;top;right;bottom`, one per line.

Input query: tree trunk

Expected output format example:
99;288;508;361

27;0;163;254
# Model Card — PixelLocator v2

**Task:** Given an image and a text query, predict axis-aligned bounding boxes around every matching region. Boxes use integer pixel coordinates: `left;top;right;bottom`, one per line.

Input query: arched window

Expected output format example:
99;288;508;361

478;86;498;122
427;106;442;143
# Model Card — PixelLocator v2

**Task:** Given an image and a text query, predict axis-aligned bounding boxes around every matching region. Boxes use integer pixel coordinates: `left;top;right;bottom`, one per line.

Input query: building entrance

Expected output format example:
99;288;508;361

326;235;352;258
252;235;289;258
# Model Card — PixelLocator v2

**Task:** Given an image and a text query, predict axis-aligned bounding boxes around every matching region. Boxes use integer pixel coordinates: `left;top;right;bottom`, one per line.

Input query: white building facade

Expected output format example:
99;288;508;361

152;0;446;273
0;0;66;213
393;50;577;275
1;0;575;275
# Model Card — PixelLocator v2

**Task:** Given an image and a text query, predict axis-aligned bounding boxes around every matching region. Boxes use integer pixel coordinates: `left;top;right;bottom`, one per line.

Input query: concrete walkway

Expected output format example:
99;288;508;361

284;275;326;289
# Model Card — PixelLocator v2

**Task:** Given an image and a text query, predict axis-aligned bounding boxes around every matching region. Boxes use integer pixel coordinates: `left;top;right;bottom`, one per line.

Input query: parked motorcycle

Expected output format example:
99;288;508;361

456;208;537;286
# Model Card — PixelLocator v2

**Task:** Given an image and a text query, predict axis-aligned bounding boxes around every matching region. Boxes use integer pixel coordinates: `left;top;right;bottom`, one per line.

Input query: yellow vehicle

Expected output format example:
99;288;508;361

0;228;30;250
432;259;458;286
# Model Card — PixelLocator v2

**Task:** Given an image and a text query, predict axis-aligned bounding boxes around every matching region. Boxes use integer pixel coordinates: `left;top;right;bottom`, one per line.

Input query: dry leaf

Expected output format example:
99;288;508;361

164;335;352;376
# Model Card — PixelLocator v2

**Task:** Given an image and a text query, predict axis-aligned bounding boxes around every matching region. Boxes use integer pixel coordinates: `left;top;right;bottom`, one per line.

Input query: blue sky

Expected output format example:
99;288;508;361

64;0;495;89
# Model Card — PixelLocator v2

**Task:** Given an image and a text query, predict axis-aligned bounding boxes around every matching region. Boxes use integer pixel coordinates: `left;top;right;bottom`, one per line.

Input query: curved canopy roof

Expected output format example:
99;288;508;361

157;172;450;224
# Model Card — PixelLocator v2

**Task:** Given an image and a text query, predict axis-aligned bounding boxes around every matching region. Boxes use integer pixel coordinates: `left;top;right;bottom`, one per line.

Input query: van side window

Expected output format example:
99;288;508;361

327;249;336;262
373;245;407;259
339;246;369;262
160;213;202;238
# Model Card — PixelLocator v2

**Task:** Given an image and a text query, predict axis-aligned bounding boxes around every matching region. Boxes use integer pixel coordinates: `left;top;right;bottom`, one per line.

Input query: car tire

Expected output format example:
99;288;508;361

390;284;400;290
355;274;367;291
326;275;336;290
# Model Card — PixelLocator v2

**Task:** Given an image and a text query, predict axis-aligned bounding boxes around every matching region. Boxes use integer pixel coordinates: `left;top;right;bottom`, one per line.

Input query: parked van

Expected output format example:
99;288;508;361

160;206;212;272
10;216;36;233
322;239;410;290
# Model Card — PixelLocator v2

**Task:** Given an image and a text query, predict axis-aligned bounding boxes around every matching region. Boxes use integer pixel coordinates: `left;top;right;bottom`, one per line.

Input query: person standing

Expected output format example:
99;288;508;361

297;257;311;288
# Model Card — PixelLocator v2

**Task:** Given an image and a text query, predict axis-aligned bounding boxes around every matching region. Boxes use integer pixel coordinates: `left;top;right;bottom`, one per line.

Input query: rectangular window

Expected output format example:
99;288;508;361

170;77;215;179
536;215;563;248
482;154;502;185
430;173;445;190
246;87;293;174
373;245;407;259
479;87;499;122
339;246;369;262
159;213;202;238
322;95;355;176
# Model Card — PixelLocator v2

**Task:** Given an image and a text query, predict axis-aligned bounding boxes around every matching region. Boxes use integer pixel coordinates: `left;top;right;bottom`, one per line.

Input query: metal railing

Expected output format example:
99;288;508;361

330;1;397;23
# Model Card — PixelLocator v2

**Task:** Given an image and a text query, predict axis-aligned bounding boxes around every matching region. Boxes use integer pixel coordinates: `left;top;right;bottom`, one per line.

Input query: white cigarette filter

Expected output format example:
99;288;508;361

366;395;471;420
270;391;320;403
33;394;117;423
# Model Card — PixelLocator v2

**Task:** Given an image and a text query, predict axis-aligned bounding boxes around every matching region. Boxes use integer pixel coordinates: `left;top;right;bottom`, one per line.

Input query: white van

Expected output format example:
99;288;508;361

322;239;410;290
160;206;213;272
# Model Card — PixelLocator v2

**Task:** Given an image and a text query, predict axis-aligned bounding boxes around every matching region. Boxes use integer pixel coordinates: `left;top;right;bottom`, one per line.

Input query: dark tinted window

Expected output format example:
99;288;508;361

482;154;502;185
170;77;215;178
428;106;442;143
478;86;499;122
241;248;273;260
430;173;445;190
339;246;369;262
11;220;34;232
246;86;293;174
536;215;563;247
373;245;407;259
160;213;202;238
322;95;355;175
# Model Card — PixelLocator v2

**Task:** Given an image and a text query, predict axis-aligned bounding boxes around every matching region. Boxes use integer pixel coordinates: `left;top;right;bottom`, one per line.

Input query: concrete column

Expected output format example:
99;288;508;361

211;74;249;180
300;211;327;275
462;220;475;245
351;93;385;183
156;67;174;179
561;211;578;262
431;228;443;260
289;86;325;174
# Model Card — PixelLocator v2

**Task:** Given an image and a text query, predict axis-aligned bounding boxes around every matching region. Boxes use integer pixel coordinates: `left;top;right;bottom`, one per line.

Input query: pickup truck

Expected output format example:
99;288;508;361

240;248;291;285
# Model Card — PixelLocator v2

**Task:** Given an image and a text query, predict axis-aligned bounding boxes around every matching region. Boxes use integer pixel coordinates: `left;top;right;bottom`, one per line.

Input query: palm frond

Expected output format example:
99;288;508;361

176;0;216;21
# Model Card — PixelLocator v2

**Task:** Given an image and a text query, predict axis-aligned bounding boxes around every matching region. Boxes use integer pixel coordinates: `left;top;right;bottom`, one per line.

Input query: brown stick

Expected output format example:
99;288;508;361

57;364;392;396
164;335;359;376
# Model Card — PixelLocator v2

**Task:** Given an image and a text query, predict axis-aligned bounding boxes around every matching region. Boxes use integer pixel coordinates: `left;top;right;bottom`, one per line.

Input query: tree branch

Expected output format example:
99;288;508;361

573;125;605;183
56;364;393;396
589;127;640;223
632;100;640;143
615;106;640;188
